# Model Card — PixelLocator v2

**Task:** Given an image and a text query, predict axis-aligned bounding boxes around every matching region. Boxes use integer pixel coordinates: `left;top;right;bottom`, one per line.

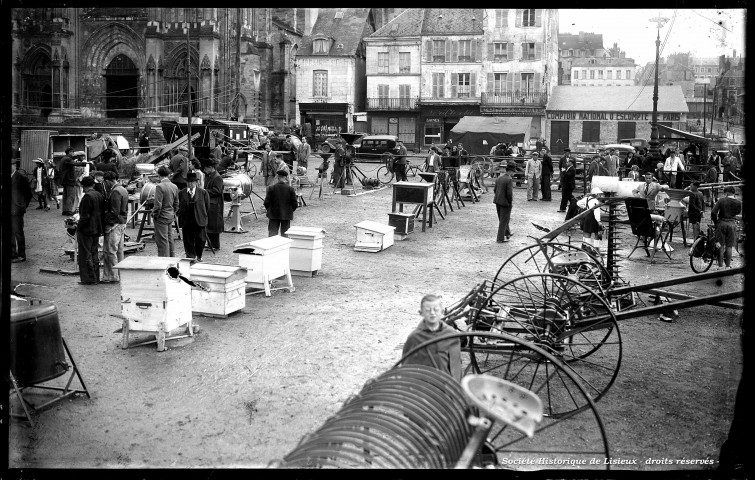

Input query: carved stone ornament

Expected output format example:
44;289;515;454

200;54;211;70
147;54;156;71
157;55;164;71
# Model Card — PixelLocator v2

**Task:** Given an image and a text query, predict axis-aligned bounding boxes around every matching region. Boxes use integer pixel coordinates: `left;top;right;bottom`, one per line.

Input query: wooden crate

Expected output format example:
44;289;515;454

354;221;395;252
286;226;326;276
189;263;247;317
387;213;415;235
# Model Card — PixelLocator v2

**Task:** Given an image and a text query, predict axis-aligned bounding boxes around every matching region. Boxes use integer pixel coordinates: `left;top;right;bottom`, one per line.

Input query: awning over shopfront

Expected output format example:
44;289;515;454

450;116;531;155
654;124;709;143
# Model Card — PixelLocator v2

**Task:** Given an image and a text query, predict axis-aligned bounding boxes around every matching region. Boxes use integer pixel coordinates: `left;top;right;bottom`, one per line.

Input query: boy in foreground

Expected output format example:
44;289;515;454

401;294;461;381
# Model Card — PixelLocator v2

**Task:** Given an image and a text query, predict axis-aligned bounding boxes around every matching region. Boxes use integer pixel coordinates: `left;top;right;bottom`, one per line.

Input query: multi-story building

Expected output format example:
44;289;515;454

557;32;606;85
296;8;374;136
364;9;423;150
570;56;636;86
480;8;559;140
11;7;303;144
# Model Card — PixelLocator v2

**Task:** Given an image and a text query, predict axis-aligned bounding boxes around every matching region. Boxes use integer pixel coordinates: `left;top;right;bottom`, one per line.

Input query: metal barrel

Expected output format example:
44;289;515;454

9;297;69;387
278;364;472;468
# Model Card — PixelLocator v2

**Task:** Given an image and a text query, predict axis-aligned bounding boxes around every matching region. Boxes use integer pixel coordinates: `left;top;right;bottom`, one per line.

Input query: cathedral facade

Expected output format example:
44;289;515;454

11;8;303;137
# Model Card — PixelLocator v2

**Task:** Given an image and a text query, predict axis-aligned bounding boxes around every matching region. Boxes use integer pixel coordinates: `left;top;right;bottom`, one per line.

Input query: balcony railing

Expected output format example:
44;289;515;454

481;91;548;106
367;97;420;111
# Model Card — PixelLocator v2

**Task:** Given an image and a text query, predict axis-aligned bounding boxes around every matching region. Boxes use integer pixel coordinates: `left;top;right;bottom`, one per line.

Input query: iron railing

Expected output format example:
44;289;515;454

366;97;420;111
481;91;548;106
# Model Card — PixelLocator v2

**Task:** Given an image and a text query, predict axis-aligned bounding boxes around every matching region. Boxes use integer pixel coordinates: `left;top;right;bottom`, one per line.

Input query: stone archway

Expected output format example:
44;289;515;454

104;54;139;118
20;46;53;115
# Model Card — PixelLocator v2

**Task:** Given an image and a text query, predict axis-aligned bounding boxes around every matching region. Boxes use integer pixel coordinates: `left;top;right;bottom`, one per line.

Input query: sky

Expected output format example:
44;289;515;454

558;9;746;66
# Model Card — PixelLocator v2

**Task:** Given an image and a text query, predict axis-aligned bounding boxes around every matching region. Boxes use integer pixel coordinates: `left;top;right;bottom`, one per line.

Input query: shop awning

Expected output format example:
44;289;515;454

450;116;531;155
655;124;709;143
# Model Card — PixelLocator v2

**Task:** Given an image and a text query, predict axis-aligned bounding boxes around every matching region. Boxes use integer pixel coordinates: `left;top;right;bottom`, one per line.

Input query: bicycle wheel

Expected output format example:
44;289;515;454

689;237;714;273
407;164;419;178
395;332;611;470
376;165;394;185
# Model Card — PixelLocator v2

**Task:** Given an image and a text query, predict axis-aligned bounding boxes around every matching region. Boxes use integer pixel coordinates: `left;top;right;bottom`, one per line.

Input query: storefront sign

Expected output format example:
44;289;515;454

425;118;441;123
547;111;682;121
481;107;544;116
421;107;480;118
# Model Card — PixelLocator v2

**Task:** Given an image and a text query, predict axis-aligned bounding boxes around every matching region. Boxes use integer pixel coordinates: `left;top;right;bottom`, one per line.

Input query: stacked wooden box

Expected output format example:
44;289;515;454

189;263;247;318
285;226;326;277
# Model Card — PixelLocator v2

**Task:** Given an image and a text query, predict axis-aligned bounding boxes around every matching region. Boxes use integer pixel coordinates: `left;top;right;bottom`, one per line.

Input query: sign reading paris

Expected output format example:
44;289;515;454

547;111;681;121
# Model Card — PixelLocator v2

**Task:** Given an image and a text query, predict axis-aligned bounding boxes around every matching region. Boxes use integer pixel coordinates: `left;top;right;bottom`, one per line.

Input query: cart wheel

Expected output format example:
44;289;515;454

319;143;331;154
395;331;611;470
689;237;714;273
376;165;394;185
492;242;609;293
471;273;621;413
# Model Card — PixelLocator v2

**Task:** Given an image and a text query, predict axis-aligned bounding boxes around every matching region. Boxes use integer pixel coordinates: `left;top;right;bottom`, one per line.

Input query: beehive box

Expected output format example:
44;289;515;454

387;212;415;235
354;221;395;252
189;263;247;317
286;226;326;276
235;236;293;288
114;256;193;333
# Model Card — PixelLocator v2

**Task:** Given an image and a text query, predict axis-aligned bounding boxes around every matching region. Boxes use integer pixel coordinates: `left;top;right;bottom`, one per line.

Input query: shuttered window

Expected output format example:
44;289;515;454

494;9;508;28
432;73;445;98
582;121;600;142
399;52;410;73
399;85;411;108
494;73;507;95
522;43;536;61
573;70;579;80
607;70;613;80
626;69;631;80
598;70;604;79
371;117;388;135
433;40;445;62
398;117;415;145
616;70;622;79
313;70;328;97
378;52;389;73
458;40;472;62
456;73;471;98
522;9;536;27
494;43;508;61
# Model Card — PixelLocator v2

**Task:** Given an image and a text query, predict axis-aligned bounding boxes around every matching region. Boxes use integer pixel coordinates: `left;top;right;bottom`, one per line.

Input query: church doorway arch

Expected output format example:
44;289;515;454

105;54;139;118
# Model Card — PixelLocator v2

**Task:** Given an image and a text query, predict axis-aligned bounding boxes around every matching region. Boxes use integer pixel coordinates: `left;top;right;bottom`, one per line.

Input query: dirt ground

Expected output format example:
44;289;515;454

8;159;744;470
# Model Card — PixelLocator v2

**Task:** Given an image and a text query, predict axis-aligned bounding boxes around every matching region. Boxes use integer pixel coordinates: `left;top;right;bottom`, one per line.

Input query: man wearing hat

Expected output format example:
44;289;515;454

493;163;516;243
261;143;276;187
152;166;180;257
525;152;542;201
101;171;129;283
170;145;189;191
711;185;742;269
559;156;576;213
264;168;298;237
540;147;554;201
59;146;91;215
31;158;49;210
178;172;210;261
297;137;312;170
558;148;572;191
77;176;105;284
11;158;33;263
202;156;225;250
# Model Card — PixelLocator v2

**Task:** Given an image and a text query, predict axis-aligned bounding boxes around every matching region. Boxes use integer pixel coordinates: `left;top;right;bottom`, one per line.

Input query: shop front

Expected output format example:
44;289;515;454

418;104;481;149
368;113;420;152
480;104;545;147
299;102;350;139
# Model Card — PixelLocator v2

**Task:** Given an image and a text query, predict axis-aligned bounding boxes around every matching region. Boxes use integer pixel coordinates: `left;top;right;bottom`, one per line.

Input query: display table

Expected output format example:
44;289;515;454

189;263;247;318
235;236;295;296
285;226;327;277
114;256;194;351
391;182;435;232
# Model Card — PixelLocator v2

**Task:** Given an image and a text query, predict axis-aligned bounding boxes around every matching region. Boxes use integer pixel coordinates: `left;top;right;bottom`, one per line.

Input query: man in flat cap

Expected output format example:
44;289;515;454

493;163;516;242
59;147;91;215
264;168;298;237
152;166;180;257
77;176;105;284
202;156;225;250
170;145;189;191
178;172;210;261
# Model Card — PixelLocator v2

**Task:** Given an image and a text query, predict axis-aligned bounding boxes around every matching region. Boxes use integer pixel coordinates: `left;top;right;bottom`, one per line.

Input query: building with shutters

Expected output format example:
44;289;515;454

11;7;304;147
570;56;636;86
545;85;689;154
557;32;607;85
296;8;374;136
480;8;559;141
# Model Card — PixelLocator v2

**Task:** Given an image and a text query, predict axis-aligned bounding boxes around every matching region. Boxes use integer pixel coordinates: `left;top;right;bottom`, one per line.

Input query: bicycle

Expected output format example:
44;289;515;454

375;152;427;185
689;223;720;273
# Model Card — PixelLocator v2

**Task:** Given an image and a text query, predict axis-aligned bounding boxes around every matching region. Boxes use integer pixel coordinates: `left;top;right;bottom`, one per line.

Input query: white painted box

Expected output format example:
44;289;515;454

114;256;193;333
286;226;326;276
354;221;395;252
235;236;293;288
189;263;247;317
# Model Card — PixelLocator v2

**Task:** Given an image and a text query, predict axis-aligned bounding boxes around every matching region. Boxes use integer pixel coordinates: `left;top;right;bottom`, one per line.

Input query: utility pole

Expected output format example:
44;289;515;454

648;15;669;157
702;83;707;136
234;8;241;120
185;8;193;158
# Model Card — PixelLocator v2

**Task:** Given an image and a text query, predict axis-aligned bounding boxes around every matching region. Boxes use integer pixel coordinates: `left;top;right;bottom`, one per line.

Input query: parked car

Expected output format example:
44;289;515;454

619;138;648;150
602;143;637;162
354;135;398;162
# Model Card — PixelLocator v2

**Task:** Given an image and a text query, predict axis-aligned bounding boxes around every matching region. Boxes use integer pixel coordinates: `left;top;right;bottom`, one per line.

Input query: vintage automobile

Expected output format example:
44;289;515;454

354;135;398;162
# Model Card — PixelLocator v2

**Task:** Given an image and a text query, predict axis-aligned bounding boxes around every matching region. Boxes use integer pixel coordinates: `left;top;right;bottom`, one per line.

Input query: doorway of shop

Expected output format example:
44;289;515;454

550;120;570;155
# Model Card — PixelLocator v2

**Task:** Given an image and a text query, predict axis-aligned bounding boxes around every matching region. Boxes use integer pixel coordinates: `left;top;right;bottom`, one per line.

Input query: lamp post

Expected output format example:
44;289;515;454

648;15;669;157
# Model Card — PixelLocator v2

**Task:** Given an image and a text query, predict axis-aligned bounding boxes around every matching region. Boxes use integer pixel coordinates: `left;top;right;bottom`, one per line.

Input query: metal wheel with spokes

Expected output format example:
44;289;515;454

689;237;715;273
376;165;394;185
395;331;611;470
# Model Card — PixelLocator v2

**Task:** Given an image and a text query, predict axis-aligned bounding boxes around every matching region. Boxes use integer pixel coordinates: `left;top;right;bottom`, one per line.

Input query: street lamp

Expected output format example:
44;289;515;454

648;15;669;157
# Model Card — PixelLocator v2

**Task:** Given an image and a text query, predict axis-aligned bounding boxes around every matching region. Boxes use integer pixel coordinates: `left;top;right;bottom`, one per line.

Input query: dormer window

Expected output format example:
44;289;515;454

313;38;332;54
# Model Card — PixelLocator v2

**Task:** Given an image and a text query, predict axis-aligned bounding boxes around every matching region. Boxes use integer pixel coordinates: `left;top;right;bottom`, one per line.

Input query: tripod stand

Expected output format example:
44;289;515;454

443;167;466;210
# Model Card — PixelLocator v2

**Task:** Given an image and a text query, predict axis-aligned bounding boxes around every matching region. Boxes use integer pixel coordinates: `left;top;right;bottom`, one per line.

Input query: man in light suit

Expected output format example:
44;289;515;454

494;164;516;243
178;172;210;261
632;171;664;212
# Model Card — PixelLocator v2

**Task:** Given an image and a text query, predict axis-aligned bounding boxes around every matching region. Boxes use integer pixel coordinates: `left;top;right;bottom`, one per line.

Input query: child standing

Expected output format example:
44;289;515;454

628;164;641;181
401;294;461;381
682;182;705;239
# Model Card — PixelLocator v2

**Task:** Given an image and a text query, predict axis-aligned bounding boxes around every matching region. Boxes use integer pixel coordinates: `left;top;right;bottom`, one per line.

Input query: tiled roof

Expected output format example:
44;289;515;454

559;33;604;51
370;8;425;38
299;8;373;56
547;85;689;112
421;9;484;35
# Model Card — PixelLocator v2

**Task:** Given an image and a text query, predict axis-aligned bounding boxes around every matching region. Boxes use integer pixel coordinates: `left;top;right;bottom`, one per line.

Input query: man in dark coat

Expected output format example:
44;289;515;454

540;147;554;201
139;127;150;154
178;172;210;261
170;145;189;191
202;157;225;250
559;157;577;213
558;148;573;191
264;169;298;237
59;146;90;215
393;140;408;182
11;159;33;262
493;164;515;243
101;171;129;283
77;176;105;284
